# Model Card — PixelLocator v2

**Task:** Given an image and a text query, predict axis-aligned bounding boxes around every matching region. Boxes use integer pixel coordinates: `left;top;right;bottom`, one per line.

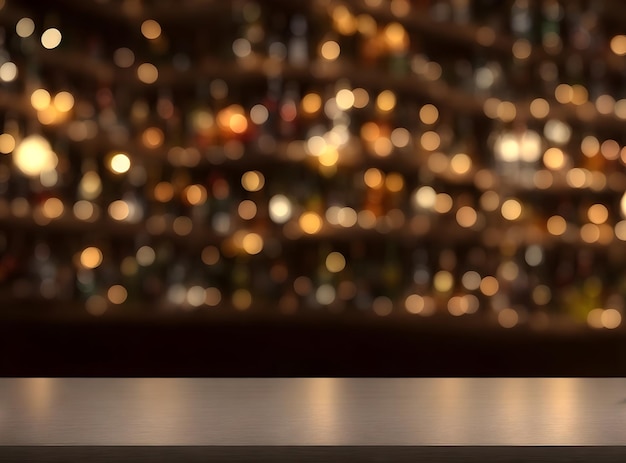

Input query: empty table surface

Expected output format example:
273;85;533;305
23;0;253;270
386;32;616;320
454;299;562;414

2;378;626;446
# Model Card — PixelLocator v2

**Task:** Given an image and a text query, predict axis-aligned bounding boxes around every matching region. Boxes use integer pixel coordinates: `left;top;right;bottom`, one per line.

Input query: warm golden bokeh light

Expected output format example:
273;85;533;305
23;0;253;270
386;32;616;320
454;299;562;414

80;247;103;269
320;40;340;60
547;215;567;236
137;63;159;84
108;285;128;304
241;170;265;191
376;90;396;112
325;252;346;273
141;19;161;39
299;211;323;234
109;153;131;174
611;35;626;56
41;28;62;49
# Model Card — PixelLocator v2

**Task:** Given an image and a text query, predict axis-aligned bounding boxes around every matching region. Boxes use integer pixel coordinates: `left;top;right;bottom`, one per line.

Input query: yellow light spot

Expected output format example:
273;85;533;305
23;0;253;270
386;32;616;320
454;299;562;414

405;294;425;314
16;17;35;38
326;252;346;273
616;220;626;241
571;84;588;105
0;62;17;82
42;197;63;219
108;200;130;221
184;184;207;206
390;127;410;148
587;308;604;329
547;215;566;236
566;168;589;188
433;270;454;293
299;212;323;234
238;200;257;220
434;193;453;213
352;88;369;108
336;89;355;111
384;22;409;51
37;106;60;125
53;91;74;112
602;309;622;329
483;97;501;118
0;133;15;154
73;200;95;221
320;40;340;60
13;134;58;177
611;35;626;56
385;172;404;192
269;195;292;223
376;90;396;112
109;153;131;174
420;131;440;151
529;98;550;119
512;39;531;59
543;147;566;170
361;121;380;143
242;232;263;255
555;84;573;104
357;14;377;36
205;287;222;306
107;285;128;304
601;139;620;160
373;137;393;157
141;19;161;39
588;204;609;224
596;94;615;115
580;223;600;243
80;247;103;269
142;127;164;148
41;28;62;49
497;101;517;122
480;190;500;212
480;276;499;296
450;153;472;175
319;146;339;166
501;199;522;220
456;206;477;228
137;63;158;84
580;135;600;158
302;93;322;114
241;170;265;191
154;182;174;202
31;89;51;111
229;113;248;134
364;168;383;188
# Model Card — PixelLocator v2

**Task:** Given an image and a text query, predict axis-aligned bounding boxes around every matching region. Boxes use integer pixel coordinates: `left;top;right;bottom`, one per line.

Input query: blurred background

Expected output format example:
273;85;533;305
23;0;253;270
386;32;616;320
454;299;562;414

2;0;626;375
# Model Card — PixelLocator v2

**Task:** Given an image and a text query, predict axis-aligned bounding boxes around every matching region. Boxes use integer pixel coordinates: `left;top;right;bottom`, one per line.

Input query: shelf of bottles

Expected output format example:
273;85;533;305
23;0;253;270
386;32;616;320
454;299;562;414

1;0;626;330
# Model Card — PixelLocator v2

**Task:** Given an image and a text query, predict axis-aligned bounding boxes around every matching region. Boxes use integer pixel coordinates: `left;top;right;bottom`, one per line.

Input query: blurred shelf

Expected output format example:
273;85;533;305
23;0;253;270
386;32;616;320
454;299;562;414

344;0;626;76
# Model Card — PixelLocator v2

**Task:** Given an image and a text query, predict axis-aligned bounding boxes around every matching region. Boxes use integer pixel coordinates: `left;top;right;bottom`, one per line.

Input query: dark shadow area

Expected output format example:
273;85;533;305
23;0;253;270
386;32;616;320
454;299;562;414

2;316;624;376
